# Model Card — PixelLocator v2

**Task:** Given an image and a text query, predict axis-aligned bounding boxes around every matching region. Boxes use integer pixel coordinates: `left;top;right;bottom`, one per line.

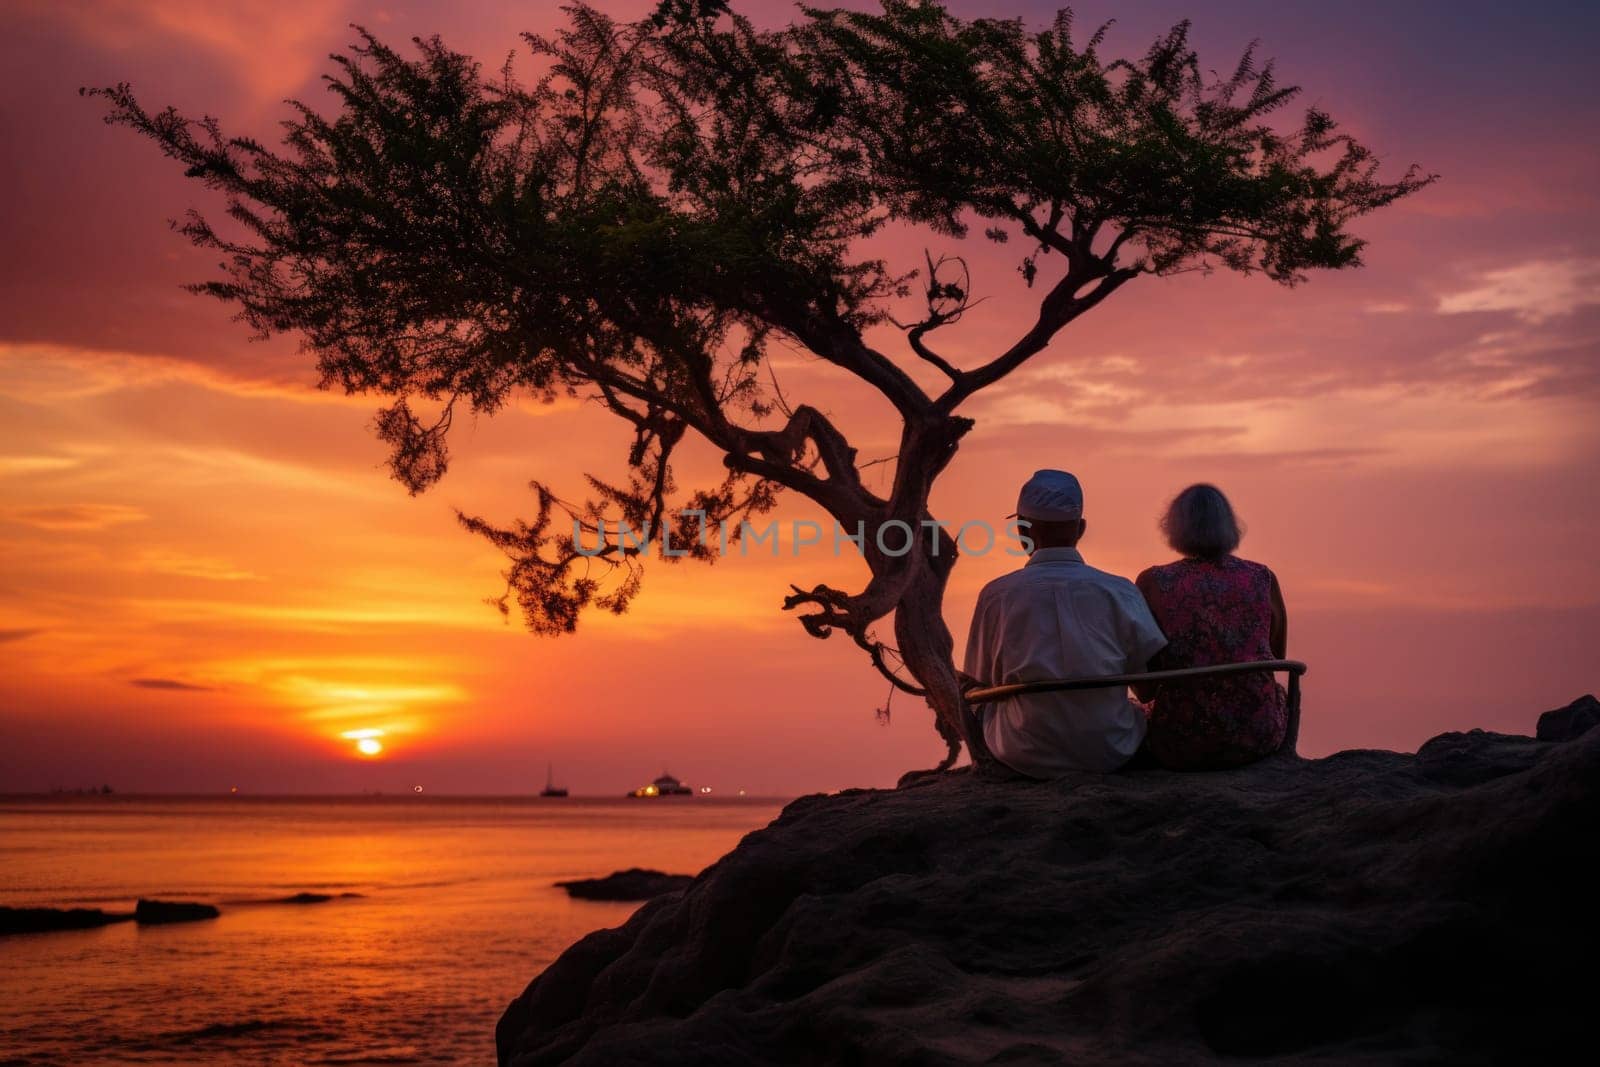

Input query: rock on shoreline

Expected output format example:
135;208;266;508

498;696;1600;1065
2;897;222;935
265;891;365;905
0;906;133;936
134;898;220;925
555;869;694;902
1;889;364;938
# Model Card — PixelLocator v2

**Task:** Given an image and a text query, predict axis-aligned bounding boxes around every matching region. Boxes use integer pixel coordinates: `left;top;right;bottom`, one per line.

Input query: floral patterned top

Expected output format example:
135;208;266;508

1134;556;1287;770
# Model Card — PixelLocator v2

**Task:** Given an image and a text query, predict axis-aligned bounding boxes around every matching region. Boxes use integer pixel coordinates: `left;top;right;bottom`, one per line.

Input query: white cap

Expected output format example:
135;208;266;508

1009;469;1084;522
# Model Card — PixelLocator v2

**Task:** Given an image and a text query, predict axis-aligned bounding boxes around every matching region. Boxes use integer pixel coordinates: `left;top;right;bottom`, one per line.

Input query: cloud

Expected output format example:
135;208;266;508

1167;447;1386;471
130;677;215;692
0;343;355;408
132;550;262;582
0;455;82;476
115;595;502;632
114;444;391;501
6;504;147;531
0;627;44;643
1438;258;1600;324
53;0;350;102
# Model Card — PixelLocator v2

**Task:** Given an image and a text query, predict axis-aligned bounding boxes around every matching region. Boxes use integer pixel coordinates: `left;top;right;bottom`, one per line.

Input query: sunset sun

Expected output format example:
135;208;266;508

341;728;386;758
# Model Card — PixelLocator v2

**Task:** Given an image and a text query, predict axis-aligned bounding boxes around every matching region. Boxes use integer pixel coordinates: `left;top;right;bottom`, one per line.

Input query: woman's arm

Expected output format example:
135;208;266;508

1131;570;1163;702
1268;571;1288;660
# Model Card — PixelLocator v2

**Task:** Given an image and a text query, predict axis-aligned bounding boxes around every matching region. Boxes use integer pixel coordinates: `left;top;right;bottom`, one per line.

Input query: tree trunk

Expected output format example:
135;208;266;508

890;550;994;780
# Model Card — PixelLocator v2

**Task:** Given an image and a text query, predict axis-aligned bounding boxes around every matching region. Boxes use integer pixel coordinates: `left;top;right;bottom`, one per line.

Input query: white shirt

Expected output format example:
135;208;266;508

963;547;1168;776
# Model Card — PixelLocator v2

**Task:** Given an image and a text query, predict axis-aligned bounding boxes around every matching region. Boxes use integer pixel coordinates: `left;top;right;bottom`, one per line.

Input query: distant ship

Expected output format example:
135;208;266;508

630;771;692;798
539;764;569;798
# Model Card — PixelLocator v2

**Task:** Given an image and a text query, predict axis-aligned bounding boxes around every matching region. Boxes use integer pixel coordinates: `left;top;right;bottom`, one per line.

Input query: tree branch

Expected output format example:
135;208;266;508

783;583;927;697
891;252;980;382
936;261;1139;411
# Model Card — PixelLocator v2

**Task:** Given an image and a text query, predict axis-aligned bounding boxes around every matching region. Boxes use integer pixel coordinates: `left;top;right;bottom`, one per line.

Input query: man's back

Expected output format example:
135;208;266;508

964;546;1167;776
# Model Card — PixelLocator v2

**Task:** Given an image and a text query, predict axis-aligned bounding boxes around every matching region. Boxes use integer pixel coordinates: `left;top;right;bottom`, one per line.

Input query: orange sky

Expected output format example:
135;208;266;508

2;1;1598;794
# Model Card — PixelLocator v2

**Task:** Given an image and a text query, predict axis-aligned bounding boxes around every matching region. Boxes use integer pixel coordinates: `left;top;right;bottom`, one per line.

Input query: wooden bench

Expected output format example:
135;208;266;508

963;659;1308;755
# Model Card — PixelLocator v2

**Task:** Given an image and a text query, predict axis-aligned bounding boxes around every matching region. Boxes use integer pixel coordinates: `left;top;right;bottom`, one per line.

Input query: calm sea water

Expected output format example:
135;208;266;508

0;795;786;1065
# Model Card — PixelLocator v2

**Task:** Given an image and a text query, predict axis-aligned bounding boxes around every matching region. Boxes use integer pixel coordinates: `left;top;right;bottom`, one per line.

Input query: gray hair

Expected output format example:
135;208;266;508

1160;484;1243;559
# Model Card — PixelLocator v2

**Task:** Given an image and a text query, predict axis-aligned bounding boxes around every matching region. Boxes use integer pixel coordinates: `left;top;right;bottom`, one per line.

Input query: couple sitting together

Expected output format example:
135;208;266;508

961;470;1289;776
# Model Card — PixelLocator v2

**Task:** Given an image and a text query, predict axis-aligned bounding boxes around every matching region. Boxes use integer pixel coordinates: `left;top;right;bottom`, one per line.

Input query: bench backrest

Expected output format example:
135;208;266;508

963;659;1307;755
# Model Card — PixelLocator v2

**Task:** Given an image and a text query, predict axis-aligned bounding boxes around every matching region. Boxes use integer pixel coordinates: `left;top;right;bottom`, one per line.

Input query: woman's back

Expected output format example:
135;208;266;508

1136;555;1286;769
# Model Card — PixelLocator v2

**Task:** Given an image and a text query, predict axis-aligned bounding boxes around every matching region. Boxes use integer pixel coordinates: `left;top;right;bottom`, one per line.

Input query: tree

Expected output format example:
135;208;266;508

87;0;1431;773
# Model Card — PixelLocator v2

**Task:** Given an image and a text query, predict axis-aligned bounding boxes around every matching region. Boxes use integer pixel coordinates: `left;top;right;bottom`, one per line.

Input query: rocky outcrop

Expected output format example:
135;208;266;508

134;898;220;925
5;898;224;934
0;906;133;936
555;869;695;902
265;891;364;904
498;704;1600;1065
1536;693;1600;742
3;891;355;935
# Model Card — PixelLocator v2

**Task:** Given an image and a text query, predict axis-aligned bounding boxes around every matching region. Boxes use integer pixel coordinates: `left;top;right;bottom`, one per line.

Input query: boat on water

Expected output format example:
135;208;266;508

539;764;569;798
630;771;692;798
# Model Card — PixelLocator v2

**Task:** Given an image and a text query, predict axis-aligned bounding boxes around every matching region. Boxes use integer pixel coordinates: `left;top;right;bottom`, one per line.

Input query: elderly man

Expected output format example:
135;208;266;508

962;470;1168;776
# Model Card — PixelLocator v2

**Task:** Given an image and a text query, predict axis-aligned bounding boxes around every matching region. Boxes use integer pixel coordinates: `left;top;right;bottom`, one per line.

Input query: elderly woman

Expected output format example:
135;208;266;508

1135;485;1287;770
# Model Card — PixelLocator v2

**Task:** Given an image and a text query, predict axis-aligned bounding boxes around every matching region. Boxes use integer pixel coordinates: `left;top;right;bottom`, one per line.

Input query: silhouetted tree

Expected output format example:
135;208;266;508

88;1;1430;772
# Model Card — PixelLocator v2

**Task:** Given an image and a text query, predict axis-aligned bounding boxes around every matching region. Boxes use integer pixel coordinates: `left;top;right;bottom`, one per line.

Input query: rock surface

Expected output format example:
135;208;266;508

499;706;1600;1065
555;869;695;902
134;898;220;925
1536;693;1600;742
266;891;364;904
0;906;134;936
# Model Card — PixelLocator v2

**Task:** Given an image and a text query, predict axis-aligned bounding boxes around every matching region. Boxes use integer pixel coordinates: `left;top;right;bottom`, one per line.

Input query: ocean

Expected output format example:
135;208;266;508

0;795;786;1065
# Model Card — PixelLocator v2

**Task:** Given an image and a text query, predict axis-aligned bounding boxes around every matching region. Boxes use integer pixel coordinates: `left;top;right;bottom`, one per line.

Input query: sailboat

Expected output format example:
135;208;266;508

540;763;569;798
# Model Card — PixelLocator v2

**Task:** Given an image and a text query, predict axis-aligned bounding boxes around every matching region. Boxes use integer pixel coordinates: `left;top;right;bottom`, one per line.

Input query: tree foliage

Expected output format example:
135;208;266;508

87;0;1431;768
